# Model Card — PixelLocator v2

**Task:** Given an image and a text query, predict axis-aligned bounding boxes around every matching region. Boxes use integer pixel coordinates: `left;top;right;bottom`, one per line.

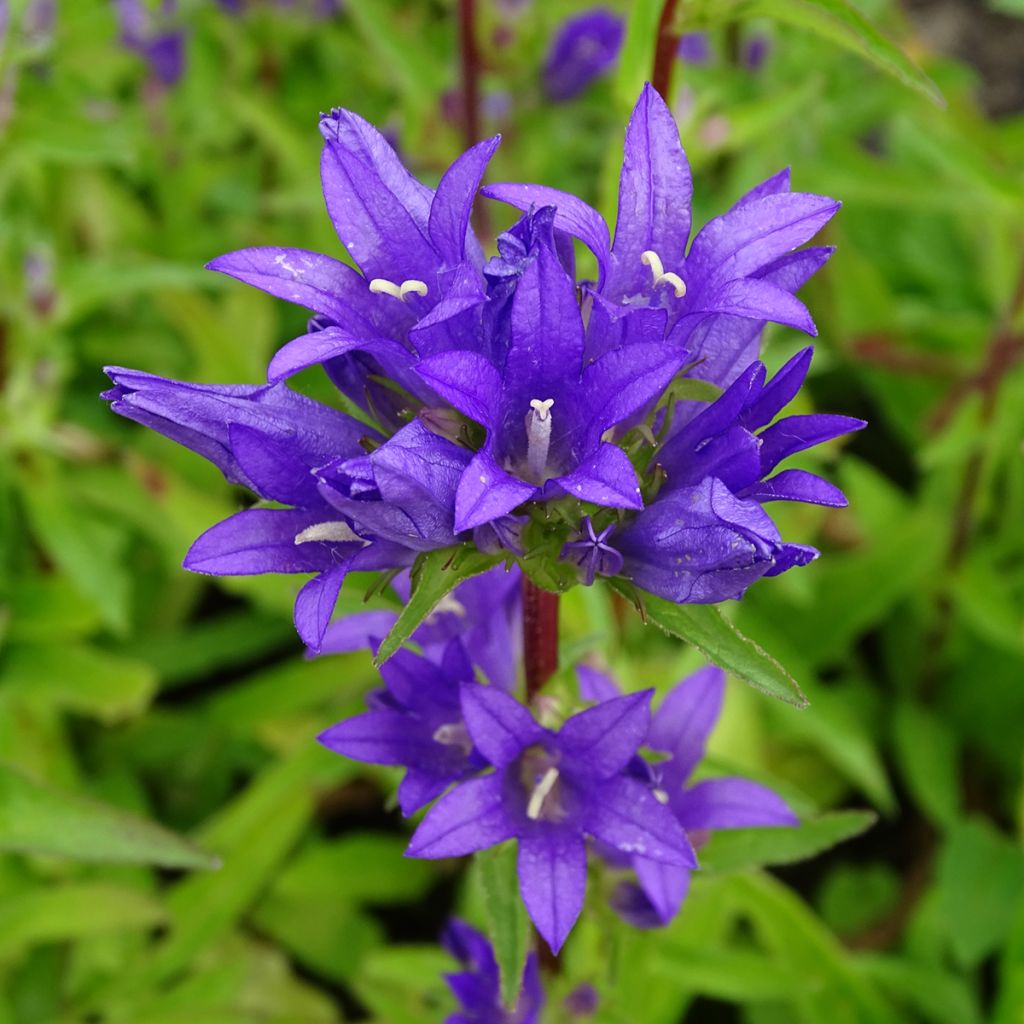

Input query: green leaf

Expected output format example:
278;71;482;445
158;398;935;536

892;701;960;829
374;547;504;666
937;818;1024;968
478;843;529;1009
699;810;877;874
0;884;166;960
613;0;663;109
0;763;219;870
725;0;943;106
614;584;807;707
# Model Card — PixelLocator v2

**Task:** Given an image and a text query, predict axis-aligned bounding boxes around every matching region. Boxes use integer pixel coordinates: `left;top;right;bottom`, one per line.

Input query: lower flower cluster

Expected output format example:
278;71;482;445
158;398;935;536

317;567;796;956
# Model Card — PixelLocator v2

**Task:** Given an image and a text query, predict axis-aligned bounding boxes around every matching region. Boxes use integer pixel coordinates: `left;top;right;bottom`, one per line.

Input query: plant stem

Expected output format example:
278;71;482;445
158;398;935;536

522;578;559;702
651;0;682;100
457;0;481;149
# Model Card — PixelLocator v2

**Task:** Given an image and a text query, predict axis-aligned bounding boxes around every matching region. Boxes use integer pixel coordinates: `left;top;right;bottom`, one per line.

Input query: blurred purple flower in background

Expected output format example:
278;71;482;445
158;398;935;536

442;918;543;1024
113;0;185;85
542;8;623;102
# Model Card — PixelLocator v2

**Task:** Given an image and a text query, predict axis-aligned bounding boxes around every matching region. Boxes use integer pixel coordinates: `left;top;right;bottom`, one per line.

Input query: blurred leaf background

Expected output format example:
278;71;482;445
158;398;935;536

1;0;1023;1021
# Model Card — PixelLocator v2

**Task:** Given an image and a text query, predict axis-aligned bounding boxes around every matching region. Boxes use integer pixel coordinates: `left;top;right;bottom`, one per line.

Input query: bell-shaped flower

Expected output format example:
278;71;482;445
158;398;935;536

483;84;838;386
407;685;695;953
415;214;690;532
542;8;624;102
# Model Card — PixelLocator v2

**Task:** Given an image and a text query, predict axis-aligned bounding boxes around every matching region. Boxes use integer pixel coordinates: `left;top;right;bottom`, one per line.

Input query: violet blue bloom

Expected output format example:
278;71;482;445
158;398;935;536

316;564;523;690
319;641;486;816
483;84;838;387
407;685;696;953
608;347;865;602
209;107;502;430
677;32;711;65
579;664;796;926
543;9;623;102
113;0;185;85
442;918;543;1024
415;213;690;532
101;368;421;650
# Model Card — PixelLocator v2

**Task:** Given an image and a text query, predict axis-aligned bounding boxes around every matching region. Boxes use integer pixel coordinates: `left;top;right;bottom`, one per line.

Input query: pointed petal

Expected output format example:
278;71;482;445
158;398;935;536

648;665;725;783
633;857;691;925
461;683;544;768
609;84;694;299
205;247;379;333
576;664;622;703
504;240;585;418
397;770;453;817
747;468;848;508
584;776;696;866
764;542;819;577
267;326;407;384
455;450;536;532
482;183;611;282
183;508;341;576
320;133;436;282
740;346;813;429
517;831;587;954
406;774;515;858
581;342;691;443
758;413;867;473
686;192;840;292
294;562;350;651
428;136;500;266
318;708;429;766
556;443;642;510
701;278;816;335
733;167;791;207
408;263;487;357
416;351;503;430
558;690;651;778
674;777;798;831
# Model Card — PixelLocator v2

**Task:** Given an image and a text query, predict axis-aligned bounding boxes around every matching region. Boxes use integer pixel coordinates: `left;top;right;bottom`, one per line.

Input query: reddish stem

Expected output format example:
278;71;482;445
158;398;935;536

457;0;481;149
522;578;559;702
651;0;682;100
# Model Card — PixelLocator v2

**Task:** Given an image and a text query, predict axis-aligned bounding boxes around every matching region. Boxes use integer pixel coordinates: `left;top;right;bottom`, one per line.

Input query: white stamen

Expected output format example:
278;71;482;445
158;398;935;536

430;594;467;618
641;250;686;298
525;398;554;482
368;277;429;301
294;521;366;545
653;788;670;805
526;767;560;821
432;722;471;753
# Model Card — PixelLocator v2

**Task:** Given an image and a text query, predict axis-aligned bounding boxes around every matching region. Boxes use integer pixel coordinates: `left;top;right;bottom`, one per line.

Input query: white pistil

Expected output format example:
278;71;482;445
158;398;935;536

294;521;366;545
432;722;472;754
525;397;554;482
641;250;686;298
368;278;429;301
526;767;560;821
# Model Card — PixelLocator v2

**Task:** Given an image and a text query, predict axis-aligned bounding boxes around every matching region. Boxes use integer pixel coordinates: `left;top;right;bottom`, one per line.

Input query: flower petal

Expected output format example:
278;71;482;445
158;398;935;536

674;777;798;831
558;690;652;778
517;830;587;954
318;708;432;766
455;450;536;533
633;856;691;925
294;563;351;651
428;136;501;267
584;776;696;867
575;664;622;703
555;443;643;510
746;468;848;508
406;774;516;858
416;351;503;431
228;423;321;507
648;665;725;784
609;84;694;299
461;683;545;768
758;413;867;473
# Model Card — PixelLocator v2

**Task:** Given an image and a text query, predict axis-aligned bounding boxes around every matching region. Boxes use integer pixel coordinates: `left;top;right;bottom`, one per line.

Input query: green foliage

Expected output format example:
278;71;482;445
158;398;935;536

1;0;1023;1021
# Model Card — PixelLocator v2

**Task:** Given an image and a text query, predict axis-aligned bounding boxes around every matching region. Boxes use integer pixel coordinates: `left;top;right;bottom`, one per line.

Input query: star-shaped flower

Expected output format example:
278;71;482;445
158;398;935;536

407;685;695;953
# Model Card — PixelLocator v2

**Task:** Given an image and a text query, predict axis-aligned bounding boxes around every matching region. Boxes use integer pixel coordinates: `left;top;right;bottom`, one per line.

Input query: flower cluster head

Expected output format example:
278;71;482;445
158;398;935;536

103;83;861;651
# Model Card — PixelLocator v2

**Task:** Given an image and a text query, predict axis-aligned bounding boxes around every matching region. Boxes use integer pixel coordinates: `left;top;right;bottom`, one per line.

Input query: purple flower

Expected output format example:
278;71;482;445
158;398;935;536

483;84;838;387
582;664;797;926
676;32;711;65
102;368;417;650
542;9;624;102
407;685;695;952
113;0;185;86
743;33;771;72
610;347;864;603
442;918;543;1024
560;517;623;587
319;641;485;815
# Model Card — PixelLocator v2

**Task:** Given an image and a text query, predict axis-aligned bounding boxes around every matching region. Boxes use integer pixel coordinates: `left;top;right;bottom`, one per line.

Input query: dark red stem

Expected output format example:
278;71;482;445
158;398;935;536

651;0;683;100
457;0;481;149
522;578;559;702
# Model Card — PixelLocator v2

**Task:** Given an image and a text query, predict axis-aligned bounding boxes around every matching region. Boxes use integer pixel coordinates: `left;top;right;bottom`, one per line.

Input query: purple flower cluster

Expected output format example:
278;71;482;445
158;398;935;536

104;84;861;650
